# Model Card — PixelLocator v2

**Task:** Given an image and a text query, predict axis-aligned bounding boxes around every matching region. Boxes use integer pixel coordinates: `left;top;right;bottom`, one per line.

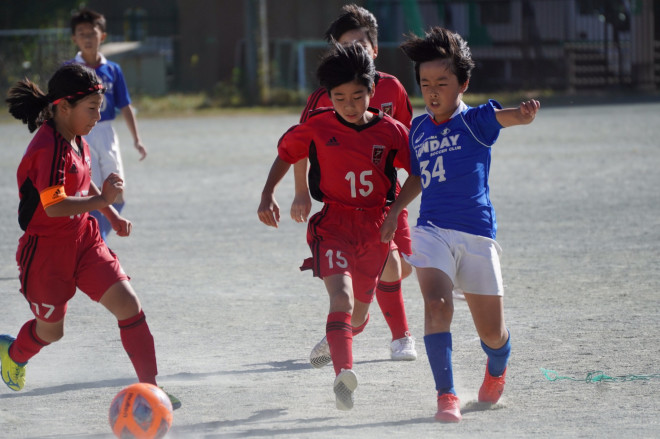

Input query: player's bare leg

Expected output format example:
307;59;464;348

464;293;510;404
323;274;358;410
400;256;413;279
416;267;462;421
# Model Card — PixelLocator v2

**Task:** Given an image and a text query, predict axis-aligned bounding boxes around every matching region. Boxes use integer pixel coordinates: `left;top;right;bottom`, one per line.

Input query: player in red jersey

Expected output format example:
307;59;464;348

294;4;417;367
1;63;180;409
258;42;410;410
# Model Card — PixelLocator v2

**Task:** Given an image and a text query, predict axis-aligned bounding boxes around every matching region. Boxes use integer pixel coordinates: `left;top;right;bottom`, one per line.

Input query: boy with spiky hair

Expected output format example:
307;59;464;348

382;27;540;422
259;42;410;410
296;3;417;370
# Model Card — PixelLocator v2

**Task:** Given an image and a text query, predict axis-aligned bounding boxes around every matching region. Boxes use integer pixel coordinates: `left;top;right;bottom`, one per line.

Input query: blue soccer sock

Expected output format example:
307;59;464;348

481;330;511;377
424;332;455;395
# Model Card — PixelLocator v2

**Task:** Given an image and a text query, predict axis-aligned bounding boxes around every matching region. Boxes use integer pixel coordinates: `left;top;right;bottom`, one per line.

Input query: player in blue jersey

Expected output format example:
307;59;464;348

381;27;540;422
69;8;147;241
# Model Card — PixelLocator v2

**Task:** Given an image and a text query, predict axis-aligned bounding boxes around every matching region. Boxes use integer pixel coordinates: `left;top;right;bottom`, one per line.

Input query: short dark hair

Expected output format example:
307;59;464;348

6;64;104;132
324;4;378;49
317;42;376;94
400;27;475;86
70;8;106;34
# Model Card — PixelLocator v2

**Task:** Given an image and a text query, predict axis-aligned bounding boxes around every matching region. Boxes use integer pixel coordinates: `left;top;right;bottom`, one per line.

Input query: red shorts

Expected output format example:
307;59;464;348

303;204;389;303
391;207;412;256
16;217;129;322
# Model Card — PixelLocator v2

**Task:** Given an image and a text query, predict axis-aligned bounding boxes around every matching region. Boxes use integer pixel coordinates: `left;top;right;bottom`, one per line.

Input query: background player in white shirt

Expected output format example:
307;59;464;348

69;8;147;242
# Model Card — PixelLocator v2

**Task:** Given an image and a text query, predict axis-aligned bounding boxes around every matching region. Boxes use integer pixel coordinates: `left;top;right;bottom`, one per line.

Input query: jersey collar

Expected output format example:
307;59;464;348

425;100;468;124
74;51;108;68
374;71;382;87
46;120;84;157
335;107;383;132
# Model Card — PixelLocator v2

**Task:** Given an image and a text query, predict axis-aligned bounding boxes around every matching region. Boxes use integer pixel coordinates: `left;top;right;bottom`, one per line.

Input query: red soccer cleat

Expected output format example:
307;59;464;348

478;362;507;404
435;393;462;423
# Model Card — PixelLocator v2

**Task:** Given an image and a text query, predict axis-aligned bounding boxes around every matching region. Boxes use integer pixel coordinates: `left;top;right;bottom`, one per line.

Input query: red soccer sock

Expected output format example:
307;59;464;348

326;312;353;376
351;313;370;336
375;280;410;340
9;320;49;364
118;310;158;385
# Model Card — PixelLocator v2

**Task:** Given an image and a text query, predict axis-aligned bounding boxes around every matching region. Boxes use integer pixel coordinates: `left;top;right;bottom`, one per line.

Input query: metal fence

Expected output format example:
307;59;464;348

0;28;174;96
1;0;657;97
361;0;659;92
287;0;657;94
0;28;73;94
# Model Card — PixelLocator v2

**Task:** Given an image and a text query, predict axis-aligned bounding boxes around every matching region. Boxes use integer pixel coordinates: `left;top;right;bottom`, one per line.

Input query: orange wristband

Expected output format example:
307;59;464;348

40;185;67;208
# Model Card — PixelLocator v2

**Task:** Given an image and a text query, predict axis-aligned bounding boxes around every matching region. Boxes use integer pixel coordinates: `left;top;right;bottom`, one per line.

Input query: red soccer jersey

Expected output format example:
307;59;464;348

278;108;410;209
17;120;93;236
300;71;413;128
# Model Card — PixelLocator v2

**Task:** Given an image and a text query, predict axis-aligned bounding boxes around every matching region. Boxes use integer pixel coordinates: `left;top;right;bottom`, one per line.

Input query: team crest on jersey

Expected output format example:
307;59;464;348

441;127;451;136
380;102;393;116
372;145;385;165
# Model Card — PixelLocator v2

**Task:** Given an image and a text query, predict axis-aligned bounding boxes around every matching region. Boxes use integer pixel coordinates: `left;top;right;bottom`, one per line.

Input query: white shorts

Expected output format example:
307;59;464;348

84;120;125;187
405;224;504;296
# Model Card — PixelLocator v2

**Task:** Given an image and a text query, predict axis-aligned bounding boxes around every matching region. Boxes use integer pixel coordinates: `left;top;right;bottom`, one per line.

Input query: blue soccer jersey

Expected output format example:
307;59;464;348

72;53;131;121
409;100;503;239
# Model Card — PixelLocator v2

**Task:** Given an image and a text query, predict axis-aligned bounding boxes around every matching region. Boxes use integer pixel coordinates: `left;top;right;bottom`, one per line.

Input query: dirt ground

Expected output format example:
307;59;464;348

0;100;659;438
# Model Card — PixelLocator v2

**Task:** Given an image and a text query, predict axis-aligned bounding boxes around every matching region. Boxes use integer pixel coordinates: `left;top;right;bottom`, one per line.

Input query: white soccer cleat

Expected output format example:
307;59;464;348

334;369;358;411
390;332;417;361
309;335;331;368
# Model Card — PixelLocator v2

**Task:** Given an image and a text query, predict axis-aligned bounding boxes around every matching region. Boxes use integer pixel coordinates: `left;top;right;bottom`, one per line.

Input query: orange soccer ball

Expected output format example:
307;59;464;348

109;383;173;439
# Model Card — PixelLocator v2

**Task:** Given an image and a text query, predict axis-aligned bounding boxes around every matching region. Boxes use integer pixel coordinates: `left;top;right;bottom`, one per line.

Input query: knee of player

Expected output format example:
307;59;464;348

116;300;142;321
49;331;64;343
479;327;509;349
36;325;64;343
328;290;353;313
425;295;454;320
100;281;142;319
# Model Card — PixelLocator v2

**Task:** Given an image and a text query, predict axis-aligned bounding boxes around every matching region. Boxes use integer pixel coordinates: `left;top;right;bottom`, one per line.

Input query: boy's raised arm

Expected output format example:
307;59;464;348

495;99;541;128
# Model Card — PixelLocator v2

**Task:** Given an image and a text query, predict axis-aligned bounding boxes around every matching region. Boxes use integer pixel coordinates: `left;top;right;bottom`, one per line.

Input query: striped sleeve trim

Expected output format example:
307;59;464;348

300;88;327;123
48;136;67;187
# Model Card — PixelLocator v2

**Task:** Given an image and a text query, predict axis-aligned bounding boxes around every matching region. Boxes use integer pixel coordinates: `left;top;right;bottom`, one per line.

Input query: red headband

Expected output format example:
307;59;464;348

50;84;105;106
